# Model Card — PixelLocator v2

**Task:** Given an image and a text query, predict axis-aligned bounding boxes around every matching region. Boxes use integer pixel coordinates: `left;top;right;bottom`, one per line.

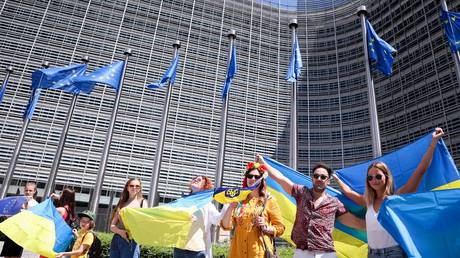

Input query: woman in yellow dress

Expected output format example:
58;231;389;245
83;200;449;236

221;161;285;258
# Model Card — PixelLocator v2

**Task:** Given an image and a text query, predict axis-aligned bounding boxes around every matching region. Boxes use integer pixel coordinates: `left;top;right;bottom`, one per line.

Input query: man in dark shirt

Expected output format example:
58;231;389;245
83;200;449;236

258;155;365;258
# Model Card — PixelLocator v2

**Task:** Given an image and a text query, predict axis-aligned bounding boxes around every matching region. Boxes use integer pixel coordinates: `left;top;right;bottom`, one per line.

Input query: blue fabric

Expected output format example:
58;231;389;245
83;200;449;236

441;10;460;53
173;248;206;258
0;75;8;104
336;132;460;195
221;44;237;101
377;189;460;258
29;198;73;252
23;88;41;120
168;189;213;209
109;233;140;258
0;196;27;216
286;34;303;82
31;64;87;94
147;55;179;89
72;60;124;92
366;19;397;76
368;245;406;258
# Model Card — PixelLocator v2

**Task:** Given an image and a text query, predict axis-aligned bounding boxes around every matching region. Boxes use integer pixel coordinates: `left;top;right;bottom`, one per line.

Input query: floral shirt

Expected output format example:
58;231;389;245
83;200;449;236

291;184;347;252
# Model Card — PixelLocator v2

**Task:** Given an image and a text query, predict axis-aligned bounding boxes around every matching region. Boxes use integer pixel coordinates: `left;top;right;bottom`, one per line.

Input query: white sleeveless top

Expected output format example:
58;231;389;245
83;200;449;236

366;204;398;249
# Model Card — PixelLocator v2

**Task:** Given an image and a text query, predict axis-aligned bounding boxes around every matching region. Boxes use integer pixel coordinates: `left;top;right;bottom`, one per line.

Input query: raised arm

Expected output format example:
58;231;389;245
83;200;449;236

257;154;294;195
332;174;366;207
397;128;444;194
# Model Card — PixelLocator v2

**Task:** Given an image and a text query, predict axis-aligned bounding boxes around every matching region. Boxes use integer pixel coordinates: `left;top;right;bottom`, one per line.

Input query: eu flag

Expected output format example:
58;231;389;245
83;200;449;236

147;55;179;89
0;76;7;104
31;64;87;94
221;44;237;101
23;88;41;120
286;34;302;82
366;19;397;76
72;60;125;93
441;10;460;52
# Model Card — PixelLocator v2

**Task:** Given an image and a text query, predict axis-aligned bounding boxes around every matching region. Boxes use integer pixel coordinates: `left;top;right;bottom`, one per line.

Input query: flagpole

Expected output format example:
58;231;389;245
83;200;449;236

0;65;14;103
43;56;90;198
289;19;298;170
441;0;460;82
89;49;132;213
358;6;382;158
0;61;49;199
148;41;181;208
215;30;236;191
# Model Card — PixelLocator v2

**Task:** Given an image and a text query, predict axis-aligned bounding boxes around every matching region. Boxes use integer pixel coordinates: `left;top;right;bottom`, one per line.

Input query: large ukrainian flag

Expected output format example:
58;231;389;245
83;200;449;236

0;198;73;257
120;189;214;248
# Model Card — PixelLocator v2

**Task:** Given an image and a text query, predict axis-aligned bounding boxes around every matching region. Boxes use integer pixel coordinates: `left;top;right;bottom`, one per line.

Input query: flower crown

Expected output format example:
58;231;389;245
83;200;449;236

246;162;267;172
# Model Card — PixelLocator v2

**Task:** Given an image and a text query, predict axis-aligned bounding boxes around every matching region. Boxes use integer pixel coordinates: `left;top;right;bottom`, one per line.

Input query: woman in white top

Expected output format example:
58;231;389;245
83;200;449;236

173;175;226;258
333;128;444;258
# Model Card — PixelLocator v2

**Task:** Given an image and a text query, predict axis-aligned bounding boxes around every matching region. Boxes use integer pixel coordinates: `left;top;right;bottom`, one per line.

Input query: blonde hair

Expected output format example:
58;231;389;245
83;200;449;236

364;162;394;205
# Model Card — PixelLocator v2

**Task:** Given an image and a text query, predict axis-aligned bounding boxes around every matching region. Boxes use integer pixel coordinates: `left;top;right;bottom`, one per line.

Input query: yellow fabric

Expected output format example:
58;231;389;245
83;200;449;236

433;179;460;190
213;188;253;204
71;231;94;258
226;196;285;258
0;210;57;257
120;206;194;247
267;186;368;258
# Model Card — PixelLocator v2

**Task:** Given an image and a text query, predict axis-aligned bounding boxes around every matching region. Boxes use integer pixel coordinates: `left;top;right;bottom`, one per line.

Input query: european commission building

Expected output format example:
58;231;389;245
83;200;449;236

1;0;459;225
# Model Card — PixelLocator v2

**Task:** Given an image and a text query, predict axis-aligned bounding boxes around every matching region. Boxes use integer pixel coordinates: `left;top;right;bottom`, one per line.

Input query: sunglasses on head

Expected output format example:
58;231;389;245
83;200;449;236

246;174;261;180
313;174;328;180
367;174;383;181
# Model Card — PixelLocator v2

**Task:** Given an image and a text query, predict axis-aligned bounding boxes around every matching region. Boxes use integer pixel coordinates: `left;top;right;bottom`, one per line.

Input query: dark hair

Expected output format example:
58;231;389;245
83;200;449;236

243;169;267;197
312;163;333;178
111;178;143;220
58;188;76;221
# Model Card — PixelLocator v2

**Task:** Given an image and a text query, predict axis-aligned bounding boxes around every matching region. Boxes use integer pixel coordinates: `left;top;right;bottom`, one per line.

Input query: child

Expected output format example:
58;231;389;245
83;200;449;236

56;210;95;258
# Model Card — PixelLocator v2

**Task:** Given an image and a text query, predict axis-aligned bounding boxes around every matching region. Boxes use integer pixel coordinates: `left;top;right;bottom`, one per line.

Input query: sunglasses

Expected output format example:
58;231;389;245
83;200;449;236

191;177;203;183
367;174;383;181
129;185;141;188
313;174;328;180
246;174;261;180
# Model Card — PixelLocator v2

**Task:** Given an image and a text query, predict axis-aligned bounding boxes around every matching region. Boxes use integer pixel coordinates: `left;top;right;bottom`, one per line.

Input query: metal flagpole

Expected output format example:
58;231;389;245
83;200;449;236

441;0;460;82
358;6;382;158
0;65;14;103
148;41;181;208
0;61;49;199
43;56;90;198
289;19;298;170
214;30;236;190
89;49;132;213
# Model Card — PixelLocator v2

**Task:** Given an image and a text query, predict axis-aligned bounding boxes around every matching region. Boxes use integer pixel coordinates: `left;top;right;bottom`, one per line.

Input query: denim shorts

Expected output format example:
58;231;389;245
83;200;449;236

368;245;406;258
173;248;206;258
109;233;140;258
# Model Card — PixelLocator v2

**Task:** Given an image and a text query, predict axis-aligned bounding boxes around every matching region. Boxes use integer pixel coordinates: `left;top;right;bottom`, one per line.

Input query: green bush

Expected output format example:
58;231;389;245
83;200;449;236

95;232;294;258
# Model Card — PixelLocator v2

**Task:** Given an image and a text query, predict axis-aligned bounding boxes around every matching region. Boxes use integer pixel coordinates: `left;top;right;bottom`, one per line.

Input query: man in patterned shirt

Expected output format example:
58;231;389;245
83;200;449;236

258;155;365;258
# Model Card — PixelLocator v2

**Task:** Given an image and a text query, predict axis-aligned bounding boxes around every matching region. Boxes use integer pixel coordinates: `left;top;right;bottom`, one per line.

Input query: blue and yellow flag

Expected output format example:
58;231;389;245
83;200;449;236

221;44;237;101
264;157;368;258
378;187;460;258
441;10;460;53
0;199;73;257
120;190;214;248
31;63;88;94
72;60;125;92
147;54;179;89
286;34;303;82
213;177;263;204
336;132;460;195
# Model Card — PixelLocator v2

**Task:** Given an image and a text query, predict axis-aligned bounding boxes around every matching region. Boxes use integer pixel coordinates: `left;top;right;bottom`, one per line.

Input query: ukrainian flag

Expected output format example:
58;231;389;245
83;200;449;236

264;157;368;258
0;198;73;257
120;189;214;248
213;179;261;204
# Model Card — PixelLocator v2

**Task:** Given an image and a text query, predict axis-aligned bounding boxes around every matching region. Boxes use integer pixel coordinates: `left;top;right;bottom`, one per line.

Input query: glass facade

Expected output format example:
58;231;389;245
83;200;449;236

0;0;459;215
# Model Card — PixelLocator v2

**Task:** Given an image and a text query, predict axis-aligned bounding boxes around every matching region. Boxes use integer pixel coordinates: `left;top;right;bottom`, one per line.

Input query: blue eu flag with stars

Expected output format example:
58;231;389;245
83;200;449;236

366;19;397;76
72;60;125;93
441;10;460;53
221;45;237;101
31;63;88;94
147;55;179;89
286;34;302;82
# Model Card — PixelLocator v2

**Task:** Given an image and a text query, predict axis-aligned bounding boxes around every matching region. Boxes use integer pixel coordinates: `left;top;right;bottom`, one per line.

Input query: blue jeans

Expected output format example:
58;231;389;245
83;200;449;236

109;233;140;258
368;245;406;258
173;248;206;258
